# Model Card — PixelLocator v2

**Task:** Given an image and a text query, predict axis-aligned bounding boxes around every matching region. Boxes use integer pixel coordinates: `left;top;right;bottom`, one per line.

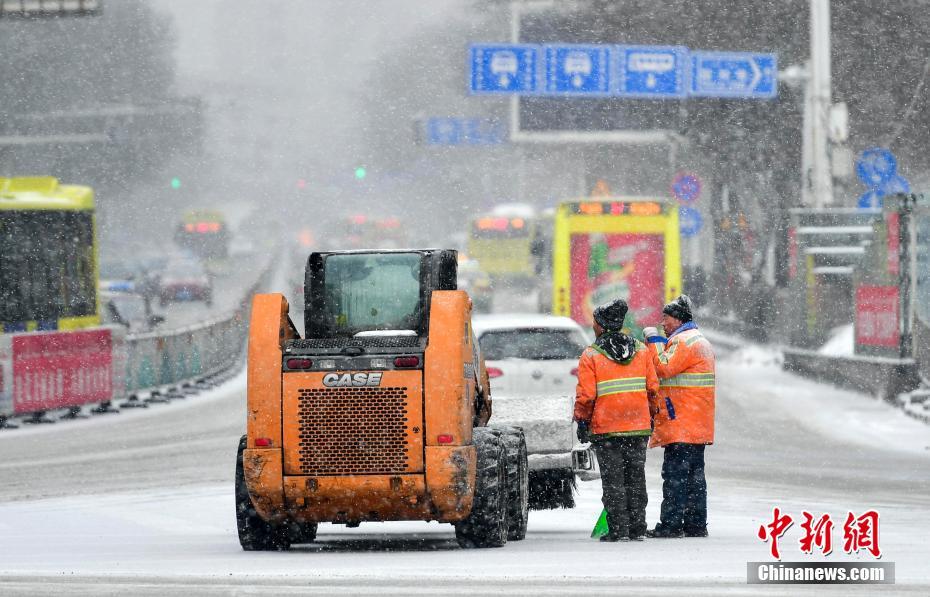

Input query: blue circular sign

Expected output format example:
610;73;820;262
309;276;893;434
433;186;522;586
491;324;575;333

672;172;702;204
856;147;897;188
679;206;703;237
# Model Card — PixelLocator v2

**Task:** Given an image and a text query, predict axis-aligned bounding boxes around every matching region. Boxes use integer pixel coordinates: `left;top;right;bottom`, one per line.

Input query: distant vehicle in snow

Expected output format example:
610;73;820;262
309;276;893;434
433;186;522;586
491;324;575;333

158;259;213;307
457;255;493;313
475;313;597;510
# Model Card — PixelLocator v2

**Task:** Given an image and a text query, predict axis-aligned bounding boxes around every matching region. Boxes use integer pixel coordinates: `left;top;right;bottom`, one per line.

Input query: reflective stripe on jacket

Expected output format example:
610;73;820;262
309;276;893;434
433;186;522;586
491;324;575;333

647;326;715;447
574;341;659;436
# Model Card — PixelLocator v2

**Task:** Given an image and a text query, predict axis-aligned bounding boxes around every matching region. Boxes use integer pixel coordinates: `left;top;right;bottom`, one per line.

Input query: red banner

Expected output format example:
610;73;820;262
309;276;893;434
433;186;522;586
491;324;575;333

569;233;665;327
855;286;899;348
12;329;113;413
886;213;900;277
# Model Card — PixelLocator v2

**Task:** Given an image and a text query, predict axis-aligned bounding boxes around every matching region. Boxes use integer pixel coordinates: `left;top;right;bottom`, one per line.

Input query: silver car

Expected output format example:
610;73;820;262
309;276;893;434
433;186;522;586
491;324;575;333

474;313;598;510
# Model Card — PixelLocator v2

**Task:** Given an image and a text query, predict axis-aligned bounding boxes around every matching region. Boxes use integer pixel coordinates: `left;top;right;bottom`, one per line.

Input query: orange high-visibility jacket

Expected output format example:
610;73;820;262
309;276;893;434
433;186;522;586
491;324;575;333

646;325;716;447
574;341;659;436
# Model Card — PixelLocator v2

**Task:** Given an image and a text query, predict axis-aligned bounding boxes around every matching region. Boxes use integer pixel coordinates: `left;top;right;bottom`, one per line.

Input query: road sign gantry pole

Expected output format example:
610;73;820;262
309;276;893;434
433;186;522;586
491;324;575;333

809;0;834;208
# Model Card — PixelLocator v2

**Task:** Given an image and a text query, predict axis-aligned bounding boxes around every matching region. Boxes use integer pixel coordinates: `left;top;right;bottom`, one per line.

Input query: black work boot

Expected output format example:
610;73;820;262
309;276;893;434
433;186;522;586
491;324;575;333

646;525;684;538
684;527;708;537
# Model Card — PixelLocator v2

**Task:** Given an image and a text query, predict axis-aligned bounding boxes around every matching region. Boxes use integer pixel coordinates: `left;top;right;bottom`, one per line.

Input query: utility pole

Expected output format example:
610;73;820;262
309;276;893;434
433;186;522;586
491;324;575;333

808;0;834;207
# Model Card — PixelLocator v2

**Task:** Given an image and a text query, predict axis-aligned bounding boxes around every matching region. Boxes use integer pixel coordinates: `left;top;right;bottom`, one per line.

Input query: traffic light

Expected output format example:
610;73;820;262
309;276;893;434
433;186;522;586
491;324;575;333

297;178;307;190
170;177;182;190
354;166;367;180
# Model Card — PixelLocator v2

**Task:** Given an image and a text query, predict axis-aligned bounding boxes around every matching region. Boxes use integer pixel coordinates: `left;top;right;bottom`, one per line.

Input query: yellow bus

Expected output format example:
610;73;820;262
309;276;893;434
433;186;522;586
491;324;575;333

551;197;682;330
467;212;537;280
0;177;99;332
175;210;230;260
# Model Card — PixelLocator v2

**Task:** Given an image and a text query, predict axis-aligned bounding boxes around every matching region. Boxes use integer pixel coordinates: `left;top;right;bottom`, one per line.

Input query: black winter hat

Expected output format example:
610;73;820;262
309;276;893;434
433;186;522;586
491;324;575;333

593;299;628;331
663;294;694;323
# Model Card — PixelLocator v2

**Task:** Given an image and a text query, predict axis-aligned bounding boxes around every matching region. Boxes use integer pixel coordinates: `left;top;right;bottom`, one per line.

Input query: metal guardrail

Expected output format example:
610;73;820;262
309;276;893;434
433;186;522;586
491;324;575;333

120;306;246;397
0;255;274;428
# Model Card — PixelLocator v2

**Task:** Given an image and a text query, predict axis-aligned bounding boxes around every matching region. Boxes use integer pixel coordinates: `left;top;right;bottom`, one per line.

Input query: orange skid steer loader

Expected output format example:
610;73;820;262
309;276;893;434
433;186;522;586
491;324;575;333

237;249;529;550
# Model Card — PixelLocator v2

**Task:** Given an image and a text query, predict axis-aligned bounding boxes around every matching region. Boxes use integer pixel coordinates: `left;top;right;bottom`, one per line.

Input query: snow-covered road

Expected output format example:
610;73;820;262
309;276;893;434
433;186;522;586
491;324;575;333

1;345;928;595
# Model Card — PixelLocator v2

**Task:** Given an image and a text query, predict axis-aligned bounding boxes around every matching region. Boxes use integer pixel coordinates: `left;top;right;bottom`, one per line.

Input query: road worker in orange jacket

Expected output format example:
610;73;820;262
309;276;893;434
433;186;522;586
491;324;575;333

642;295;715;538
574;298;659;542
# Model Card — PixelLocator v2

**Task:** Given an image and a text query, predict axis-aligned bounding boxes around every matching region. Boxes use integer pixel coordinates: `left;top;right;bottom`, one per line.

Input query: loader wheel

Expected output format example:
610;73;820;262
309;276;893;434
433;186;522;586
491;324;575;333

454;428;508;548
235;436;290;551
500;428;529;541
287;521;318;545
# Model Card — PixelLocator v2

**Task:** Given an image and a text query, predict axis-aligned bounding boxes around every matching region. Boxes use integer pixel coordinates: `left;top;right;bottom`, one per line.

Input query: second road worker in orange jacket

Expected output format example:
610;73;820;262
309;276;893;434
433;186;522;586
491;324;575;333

642;295;716;539
574;298;659;542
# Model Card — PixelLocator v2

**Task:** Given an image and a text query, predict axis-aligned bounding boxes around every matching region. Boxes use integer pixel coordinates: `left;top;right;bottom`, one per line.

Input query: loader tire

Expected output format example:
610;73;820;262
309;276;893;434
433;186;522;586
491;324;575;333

500;428;529;541
454;428;508;548
235;436;290;551
287;521;318;545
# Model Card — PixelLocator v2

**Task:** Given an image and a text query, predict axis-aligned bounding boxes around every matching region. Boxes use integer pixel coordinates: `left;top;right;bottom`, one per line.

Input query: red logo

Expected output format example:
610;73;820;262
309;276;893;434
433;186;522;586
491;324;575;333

843;510;882;559
757;507;794;560
758;508;882;560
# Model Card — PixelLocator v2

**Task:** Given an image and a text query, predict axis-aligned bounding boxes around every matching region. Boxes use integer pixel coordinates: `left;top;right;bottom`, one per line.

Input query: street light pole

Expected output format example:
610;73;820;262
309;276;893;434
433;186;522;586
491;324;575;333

809;0;834;207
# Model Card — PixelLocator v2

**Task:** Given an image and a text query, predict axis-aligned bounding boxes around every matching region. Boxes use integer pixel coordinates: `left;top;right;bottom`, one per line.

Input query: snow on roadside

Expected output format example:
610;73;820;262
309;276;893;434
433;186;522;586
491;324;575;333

817;324;854;356
720;345;930;455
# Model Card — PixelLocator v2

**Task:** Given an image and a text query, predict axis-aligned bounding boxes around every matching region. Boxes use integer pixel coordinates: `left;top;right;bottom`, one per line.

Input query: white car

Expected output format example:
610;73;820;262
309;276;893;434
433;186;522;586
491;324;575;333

473;313;597;510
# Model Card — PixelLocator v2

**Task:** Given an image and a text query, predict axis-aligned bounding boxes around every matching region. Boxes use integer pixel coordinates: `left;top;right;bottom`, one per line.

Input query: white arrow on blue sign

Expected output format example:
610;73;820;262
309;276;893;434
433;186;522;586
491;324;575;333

690;51;777;98
469;44;539;94
679;206;703;238
616;45;688;98
856;147;897;187
544;45;611;95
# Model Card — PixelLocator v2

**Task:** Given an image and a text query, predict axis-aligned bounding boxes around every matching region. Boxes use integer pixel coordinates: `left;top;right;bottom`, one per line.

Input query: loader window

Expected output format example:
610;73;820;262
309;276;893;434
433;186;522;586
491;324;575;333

321;253;423;336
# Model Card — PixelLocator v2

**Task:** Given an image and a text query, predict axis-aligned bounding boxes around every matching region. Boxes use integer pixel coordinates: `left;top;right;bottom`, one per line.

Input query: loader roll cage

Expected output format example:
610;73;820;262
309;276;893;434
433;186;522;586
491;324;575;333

304;249;458;341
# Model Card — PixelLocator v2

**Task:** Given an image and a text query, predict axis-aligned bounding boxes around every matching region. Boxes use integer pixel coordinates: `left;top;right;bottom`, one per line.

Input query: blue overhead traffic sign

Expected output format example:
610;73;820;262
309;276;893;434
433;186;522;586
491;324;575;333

616;45;688;98
545;45;611;94
469;44;539;94
856;147;897;187
425;117;506;146
690;51;777;98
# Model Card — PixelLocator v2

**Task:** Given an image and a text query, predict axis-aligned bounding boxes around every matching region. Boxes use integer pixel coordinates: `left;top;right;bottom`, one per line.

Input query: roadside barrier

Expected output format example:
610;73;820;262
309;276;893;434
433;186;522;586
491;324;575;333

0;256;274;429
781;347;919;402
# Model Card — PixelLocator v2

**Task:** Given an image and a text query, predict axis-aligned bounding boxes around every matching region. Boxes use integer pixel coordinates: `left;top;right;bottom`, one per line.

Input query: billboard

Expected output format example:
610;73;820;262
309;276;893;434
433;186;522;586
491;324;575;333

569;233;665;327
855;286;899;349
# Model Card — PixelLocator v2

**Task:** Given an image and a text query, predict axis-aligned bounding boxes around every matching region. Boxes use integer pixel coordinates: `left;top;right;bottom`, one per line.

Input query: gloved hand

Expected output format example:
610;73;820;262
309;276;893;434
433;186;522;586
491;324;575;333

642;326;660;339
576;420;591;444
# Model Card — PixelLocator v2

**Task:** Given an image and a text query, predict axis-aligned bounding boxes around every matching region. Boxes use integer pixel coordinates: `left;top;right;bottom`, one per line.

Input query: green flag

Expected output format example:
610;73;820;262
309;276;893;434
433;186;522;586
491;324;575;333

591;508;609;539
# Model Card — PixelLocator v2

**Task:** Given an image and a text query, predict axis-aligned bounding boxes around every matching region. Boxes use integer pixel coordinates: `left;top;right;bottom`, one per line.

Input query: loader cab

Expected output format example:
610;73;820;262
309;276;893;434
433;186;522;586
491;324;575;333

303;249;457;345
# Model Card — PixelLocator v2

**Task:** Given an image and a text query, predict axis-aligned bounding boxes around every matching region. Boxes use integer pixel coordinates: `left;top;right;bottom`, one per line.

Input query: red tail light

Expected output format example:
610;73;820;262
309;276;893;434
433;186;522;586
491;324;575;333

570;367;579;377
254;437;272;447
286;358;312;370
437;434;454;444
487;367;503;378
393;356;420;368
